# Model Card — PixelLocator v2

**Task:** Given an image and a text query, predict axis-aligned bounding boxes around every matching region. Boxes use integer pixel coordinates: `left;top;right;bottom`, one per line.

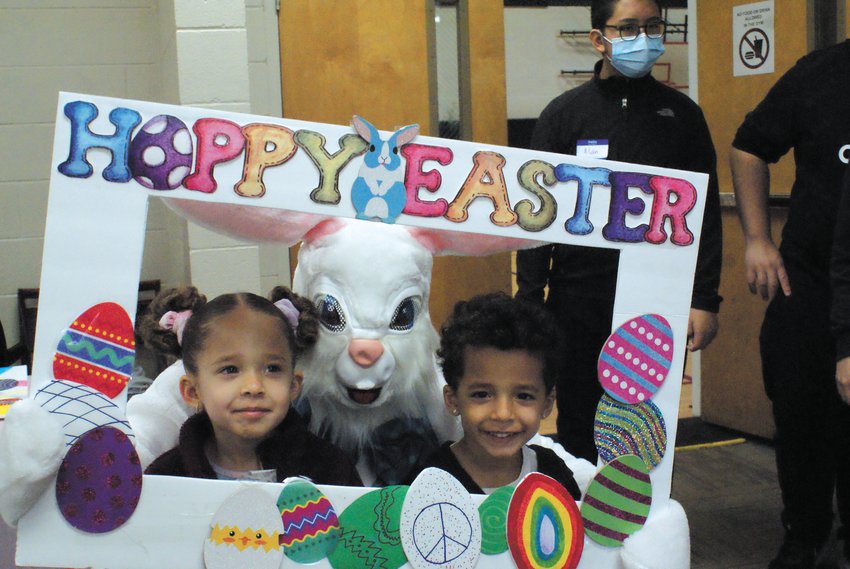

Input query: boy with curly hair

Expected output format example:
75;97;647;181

408;292;580;498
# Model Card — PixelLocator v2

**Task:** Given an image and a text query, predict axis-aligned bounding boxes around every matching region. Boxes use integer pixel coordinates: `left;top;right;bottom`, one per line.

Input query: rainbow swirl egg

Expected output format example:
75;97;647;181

507;472;583;569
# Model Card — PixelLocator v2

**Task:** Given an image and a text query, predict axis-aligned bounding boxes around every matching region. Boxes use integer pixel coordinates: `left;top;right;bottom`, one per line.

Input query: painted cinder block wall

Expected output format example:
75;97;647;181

0;0;289;349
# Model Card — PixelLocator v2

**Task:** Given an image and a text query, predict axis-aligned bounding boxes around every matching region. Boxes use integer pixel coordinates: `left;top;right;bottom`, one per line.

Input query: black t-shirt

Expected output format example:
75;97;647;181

733;40;850;277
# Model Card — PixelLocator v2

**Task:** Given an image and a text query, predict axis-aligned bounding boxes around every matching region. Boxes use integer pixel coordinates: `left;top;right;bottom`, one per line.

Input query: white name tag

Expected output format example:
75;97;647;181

576;139;609;159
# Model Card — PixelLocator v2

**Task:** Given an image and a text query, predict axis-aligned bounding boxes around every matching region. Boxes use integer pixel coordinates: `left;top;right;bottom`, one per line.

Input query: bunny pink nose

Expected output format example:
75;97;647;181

348;339;384;368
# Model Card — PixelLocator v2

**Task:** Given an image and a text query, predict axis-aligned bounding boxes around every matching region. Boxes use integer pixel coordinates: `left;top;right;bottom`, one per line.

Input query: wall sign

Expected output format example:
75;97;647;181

733;1;775;76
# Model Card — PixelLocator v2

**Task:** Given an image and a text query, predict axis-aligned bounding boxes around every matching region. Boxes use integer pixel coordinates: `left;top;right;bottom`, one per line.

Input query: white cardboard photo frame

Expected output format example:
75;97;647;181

16;92;708;568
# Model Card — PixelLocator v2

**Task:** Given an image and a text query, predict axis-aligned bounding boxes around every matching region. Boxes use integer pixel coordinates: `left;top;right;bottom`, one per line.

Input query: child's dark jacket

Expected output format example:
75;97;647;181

407;441;581;499
145;410;362;486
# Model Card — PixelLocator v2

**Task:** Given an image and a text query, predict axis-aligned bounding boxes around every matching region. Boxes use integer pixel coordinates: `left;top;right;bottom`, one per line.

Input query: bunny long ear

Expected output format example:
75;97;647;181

351;115;378;142
394;124;419;146
164;198;329;246
409;226;545;257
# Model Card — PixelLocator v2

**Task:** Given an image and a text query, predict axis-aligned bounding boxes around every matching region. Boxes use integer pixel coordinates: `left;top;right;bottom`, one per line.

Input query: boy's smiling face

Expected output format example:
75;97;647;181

445;346;554;468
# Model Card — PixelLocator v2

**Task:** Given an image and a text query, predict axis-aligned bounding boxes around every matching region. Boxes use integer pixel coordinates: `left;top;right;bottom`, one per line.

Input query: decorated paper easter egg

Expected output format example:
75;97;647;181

205;486;284;569
34;380;134;447
128;114;193;190
507;472;583;569
53;302;135;398
594;394;667;469
581;455;652;547
55;426;142;533
328;485;408;569
401;468;481;569
598;314;674;404
0;376;27;419
478;485;513;555
277;479;340;563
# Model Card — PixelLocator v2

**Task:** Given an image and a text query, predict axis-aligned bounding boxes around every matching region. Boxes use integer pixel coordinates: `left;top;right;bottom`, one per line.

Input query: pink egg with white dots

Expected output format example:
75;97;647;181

597;314;673;404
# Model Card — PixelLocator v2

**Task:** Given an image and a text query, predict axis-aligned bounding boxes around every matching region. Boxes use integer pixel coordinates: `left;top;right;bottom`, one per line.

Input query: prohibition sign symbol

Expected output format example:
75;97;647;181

739;28;769;69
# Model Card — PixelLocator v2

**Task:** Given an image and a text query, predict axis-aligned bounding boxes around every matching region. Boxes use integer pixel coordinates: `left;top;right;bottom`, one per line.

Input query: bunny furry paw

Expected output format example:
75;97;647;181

0;399;64;527
620;498;690;569
125;361;193;468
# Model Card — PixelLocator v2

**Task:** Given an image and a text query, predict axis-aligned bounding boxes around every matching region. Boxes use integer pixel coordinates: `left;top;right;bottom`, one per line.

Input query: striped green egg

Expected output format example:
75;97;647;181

580;455;651;547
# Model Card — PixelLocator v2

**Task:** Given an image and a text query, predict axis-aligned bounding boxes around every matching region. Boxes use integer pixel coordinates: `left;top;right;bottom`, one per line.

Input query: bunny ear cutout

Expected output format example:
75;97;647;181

351;115;378;141
165;198;542;255
164;198;329;246
394;124;419;146
408;226;545;257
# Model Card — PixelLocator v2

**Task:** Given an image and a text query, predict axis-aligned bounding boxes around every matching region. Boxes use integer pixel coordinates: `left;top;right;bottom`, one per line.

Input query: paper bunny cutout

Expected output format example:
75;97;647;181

350;116;419;224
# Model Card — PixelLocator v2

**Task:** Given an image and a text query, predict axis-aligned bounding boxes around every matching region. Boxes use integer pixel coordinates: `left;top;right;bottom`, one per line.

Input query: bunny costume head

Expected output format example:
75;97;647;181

292;220;451;458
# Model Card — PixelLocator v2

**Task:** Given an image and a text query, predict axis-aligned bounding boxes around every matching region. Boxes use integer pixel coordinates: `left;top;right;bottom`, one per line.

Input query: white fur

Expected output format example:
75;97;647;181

125;361;192;468
0;399;64;528
621;499;691;569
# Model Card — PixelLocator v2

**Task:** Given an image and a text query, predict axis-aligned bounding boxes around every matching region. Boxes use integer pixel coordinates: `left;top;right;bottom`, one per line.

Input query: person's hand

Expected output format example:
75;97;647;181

835;357;850;405
687;308;718;351
744;236;791;300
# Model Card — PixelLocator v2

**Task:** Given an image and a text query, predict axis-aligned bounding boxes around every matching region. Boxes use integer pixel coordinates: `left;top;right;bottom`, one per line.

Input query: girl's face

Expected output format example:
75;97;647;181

180;306;302;450
444;346;554;465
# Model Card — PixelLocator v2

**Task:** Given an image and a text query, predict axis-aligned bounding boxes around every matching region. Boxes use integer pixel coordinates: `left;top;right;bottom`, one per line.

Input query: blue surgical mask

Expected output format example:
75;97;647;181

604;33;665;78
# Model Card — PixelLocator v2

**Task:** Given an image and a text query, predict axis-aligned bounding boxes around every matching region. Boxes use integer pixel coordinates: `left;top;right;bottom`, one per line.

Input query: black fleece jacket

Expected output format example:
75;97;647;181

517;60;722;313
145;410;363;486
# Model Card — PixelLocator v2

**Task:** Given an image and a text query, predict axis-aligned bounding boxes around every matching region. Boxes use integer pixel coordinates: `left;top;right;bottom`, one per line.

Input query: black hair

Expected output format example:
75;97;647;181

137;286;319;375
438;292;561;393
591;0;664;31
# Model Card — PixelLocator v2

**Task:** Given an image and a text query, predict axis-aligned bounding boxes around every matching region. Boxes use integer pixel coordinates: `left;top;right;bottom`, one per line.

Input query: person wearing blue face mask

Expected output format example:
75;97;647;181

601;12;666;78
516;0;722;463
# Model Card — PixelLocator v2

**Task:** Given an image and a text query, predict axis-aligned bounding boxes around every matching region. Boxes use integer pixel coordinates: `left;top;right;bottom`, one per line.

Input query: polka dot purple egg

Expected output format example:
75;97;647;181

55;426;143;533
128;114;193;190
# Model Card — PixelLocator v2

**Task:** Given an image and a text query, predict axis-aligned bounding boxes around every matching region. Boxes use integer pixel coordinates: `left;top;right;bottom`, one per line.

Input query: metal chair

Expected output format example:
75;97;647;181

0;317;24;368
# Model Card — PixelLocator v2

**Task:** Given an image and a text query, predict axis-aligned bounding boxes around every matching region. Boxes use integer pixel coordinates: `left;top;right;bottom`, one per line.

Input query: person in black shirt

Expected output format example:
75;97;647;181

732;40;850;569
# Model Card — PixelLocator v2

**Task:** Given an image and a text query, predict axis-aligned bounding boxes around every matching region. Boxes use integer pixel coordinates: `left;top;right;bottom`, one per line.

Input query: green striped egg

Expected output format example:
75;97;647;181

580;455;651;547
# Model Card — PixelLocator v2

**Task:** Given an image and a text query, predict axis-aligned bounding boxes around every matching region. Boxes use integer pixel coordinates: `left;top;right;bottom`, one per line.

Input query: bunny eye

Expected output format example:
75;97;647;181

318;295;346;333
392;147;399;155
390;297;420;332
370;144;375;152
